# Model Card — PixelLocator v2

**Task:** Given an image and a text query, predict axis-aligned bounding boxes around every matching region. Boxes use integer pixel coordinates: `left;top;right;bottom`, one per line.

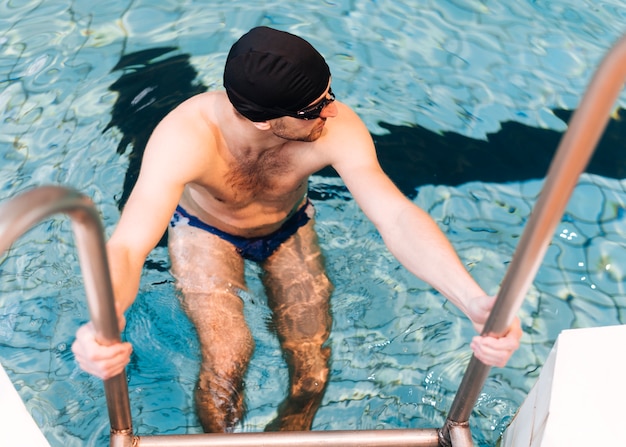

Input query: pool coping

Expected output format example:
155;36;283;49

0;362;51;447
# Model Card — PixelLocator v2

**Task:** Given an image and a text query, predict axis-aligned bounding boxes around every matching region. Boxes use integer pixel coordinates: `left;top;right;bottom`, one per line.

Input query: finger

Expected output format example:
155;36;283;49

97;345;132;378
73;342;132;379
471;337;513;367
74;321;129;357
72;323;132;379
470;320;521;367
73;340;132;364
479;330;520;353
470;326;521;367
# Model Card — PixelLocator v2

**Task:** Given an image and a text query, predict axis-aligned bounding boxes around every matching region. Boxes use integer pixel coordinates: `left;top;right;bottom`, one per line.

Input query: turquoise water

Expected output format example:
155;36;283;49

1;1;626;446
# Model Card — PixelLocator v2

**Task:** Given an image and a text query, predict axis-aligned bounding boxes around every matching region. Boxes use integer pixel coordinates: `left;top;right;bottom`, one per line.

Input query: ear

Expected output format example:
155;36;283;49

252;121;271;131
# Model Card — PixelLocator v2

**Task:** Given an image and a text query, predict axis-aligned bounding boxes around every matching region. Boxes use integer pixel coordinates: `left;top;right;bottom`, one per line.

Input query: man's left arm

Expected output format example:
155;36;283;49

328;103;521;366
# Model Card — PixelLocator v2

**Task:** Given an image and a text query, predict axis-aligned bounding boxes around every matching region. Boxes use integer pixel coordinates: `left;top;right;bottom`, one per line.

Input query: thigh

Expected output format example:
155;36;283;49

168;220;246;294
261;216;333;344
168;221;249;351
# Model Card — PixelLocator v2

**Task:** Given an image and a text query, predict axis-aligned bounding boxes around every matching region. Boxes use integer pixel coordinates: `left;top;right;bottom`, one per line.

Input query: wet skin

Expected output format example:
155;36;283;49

169;209;332;432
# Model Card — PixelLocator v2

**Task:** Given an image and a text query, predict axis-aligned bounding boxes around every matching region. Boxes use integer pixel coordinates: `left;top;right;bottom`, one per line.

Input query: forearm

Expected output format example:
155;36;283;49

381;203;523;366
106;241;144;314
381;203;485;316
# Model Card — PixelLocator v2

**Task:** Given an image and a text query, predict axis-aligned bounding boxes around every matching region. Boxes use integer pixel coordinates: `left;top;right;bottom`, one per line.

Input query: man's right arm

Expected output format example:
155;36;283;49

105;171;186;313
70;174;185;379
72;102;209;379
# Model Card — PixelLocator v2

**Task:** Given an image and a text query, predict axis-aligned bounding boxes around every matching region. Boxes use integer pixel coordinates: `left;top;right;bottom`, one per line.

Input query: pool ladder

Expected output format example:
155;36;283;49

2;32;626;447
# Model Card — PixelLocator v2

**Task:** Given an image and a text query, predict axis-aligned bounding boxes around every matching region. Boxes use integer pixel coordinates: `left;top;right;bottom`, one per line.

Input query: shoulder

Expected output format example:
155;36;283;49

321;101;377;165
140;92;226;182
150;91;227;150
325;102;373;146
332;101;367;126
156;91;223;134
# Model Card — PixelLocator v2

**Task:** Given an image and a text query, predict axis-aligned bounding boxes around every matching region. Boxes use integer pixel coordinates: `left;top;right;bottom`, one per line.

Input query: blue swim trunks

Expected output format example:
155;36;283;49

170;200;312;263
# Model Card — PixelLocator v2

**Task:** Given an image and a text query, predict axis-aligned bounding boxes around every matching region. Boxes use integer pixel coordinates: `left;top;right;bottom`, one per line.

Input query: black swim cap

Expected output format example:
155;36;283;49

223;26;331;122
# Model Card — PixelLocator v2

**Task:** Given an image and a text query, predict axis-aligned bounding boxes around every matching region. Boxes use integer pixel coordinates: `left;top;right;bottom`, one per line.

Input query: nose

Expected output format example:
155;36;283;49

319;101;338;119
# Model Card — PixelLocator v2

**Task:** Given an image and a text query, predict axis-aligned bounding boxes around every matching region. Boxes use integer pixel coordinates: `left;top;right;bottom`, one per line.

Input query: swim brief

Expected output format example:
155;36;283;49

170;200;313;263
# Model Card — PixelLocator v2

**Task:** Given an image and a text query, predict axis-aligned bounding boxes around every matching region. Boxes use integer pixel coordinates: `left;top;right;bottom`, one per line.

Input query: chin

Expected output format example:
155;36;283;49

307;126;326;141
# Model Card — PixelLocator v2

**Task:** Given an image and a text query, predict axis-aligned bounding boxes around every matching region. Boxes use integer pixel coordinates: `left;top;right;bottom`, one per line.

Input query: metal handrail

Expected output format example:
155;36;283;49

0;186;134;447
441;32;626;445
136;429;441;446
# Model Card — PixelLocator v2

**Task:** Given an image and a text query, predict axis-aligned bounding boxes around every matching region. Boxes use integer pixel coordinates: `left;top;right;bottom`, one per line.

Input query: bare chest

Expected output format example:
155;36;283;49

228;149;293;194
190;149;308;211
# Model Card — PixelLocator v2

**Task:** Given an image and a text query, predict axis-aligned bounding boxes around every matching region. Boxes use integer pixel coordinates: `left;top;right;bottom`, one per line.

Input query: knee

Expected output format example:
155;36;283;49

297;375;327;400
289;345;331;397
199;327;255;378
315;270;333;298
303;361;330;396
195;333;255;412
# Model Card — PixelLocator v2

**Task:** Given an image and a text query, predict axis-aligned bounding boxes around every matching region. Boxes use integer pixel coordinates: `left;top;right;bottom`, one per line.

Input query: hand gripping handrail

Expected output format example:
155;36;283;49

440;32;626;446
0;186;133;447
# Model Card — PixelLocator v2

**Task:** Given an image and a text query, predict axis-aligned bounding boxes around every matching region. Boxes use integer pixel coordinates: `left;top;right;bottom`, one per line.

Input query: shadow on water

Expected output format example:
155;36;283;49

367;107;626;196
104;47;626;248
104;48;207;252
105;47;208;210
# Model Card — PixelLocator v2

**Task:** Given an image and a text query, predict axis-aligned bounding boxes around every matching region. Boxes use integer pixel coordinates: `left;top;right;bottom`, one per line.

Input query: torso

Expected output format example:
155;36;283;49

171;92;329;238
178;182;309;238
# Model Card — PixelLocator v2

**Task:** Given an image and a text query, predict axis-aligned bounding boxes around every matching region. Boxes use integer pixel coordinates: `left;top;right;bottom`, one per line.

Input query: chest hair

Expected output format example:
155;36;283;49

226;147;294;195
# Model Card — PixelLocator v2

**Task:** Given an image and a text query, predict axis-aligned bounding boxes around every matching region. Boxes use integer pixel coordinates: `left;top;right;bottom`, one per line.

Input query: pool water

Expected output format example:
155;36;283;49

2;1;626;446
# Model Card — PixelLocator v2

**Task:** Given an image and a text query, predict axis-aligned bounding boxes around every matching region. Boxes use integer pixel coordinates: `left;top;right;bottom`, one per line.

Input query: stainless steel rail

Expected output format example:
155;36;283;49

440;32;626;446
135;429;441;446
0;186;134;447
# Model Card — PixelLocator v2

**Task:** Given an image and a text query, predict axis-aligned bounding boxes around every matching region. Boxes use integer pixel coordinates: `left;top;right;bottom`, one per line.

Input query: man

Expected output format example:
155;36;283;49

72;26;521;433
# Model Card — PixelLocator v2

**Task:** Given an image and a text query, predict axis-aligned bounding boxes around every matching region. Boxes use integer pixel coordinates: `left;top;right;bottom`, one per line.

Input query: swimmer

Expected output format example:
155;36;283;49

72;26;522;433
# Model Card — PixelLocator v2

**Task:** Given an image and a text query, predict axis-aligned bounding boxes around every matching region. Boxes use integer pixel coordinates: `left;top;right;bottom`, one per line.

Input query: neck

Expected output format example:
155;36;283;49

222;105;286;159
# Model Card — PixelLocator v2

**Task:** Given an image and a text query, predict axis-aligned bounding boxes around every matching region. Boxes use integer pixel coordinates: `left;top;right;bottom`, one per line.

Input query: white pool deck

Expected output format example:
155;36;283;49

501;324;626;447
0;364;50;447
0;325;624;446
